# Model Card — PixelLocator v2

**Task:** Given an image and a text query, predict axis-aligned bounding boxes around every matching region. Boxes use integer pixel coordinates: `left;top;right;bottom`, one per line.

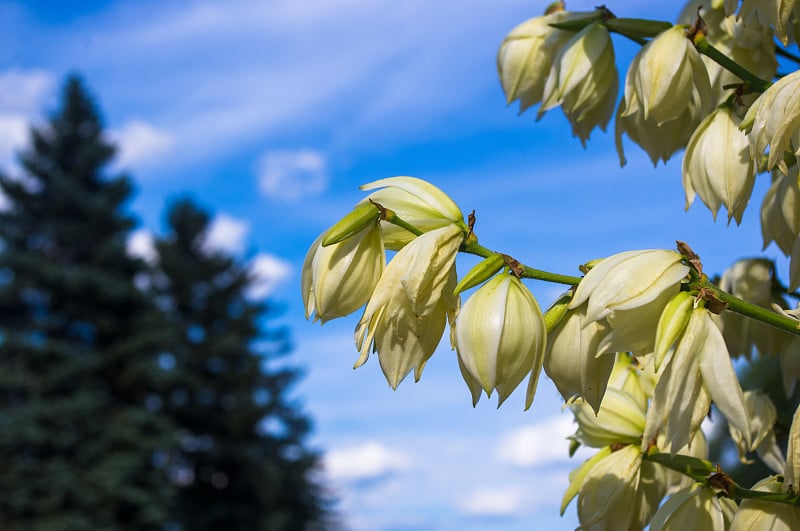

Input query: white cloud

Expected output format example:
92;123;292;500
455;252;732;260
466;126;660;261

324;441;412;483
0;70;53;113
494;414;577;469
257;149;327;201
247;252;292;299
126;228;157;263
110;120;174;169
203;213;250;255
0;69;54;170
457;487;524;518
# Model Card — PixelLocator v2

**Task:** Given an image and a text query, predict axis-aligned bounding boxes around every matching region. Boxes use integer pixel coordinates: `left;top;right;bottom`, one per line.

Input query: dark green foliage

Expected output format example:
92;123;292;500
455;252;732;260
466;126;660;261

0;76;174;530
153;199;328;530
0;75;329;530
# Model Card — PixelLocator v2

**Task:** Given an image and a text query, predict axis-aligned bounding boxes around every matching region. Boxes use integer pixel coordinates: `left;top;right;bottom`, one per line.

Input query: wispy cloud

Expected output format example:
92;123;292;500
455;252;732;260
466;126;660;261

324;441;412;484
456;487;525;518
0;69;53;170
110;120;174;170
247;252;292;299
257;149;327;201
203;213;250;256
494;414;577;469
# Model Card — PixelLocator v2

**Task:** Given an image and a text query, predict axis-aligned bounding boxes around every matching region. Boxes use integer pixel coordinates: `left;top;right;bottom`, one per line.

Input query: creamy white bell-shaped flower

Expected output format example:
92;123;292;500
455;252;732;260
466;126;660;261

302;221;385;323
729;476;800;530
718;258;790;358
562;445;650;530
649;483;736;531
744;69;800;174
544;301;612;413
497;10;595;114
760;166;800;255
738;0;800;44
615;28;711;166
599;286;680;356
539;22;618;145
455;273;546;407
616;89;705;166
569;249;690;324
359;176;464;250
729;391;785;473
569;387;646;448
624;26;712;126
643;306;751;453
683;106;756;224
354;223;464;389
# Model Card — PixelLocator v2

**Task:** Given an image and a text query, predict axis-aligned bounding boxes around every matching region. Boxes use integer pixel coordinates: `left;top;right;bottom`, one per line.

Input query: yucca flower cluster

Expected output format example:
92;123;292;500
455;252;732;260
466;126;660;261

303;0;800;528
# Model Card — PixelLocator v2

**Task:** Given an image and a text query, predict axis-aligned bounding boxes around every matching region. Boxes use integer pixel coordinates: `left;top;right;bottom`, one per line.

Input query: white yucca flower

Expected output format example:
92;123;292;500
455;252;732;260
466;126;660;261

359;176;464;250
354;223;464;389
760;166;800;255
743;69;800;174
454;273;547;407
569;250;690;323
302;220;385;323
497;10;597;114
544;301;613;413
643;307;752;453
738;0;800;44
649;483;736;531
682;106;756;224
539;21;618;145
729;391;785;473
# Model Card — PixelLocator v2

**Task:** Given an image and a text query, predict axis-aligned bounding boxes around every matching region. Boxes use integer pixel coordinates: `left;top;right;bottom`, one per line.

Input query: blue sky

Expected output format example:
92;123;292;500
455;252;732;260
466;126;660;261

0;1;787;529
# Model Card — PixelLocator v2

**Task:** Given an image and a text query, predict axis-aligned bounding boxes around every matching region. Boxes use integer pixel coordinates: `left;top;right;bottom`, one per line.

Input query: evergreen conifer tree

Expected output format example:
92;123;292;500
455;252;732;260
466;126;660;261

0;76;175;530
153;198;327;531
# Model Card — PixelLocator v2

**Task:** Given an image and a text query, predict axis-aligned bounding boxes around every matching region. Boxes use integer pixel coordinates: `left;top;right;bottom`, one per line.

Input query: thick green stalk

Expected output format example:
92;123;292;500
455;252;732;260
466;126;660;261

693;33;772;92
378;210;800;337
697;277;800;335
647;452;800;507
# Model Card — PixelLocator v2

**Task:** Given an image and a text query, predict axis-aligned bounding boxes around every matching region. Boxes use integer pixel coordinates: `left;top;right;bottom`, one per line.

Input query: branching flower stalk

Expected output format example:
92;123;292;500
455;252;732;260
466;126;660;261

378;205;800;337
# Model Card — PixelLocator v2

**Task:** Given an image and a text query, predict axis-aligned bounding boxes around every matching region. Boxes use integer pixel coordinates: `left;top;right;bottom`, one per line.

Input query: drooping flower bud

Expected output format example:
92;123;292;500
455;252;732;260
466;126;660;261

302;220;384;323
760;166;800;255
682;106;756;224
653;291;695;370
455;273;547;407
626;26;712;125
497;10;598;114
729;390;785;473
743;69;800;174
354;223;464;389
616;26;713;166
786;403;800;494
539;21;618;145
544;300;612;413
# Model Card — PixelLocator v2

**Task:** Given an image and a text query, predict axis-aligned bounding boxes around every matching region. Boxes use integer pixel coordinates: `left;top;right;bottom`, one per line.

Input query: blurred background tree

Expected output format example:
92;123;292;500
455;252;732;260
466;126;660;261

0;76;329;530
152;198;328;530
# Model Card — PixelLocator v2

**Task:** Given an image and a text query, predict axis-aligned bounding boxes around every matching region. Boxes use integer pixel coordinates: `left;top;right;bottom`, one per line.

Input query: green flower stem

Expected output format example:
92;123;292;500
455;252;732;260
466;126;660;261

646;452;800;507
378;210;800;336
461;239;583;286
692;33;772;93
696;277;800;336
